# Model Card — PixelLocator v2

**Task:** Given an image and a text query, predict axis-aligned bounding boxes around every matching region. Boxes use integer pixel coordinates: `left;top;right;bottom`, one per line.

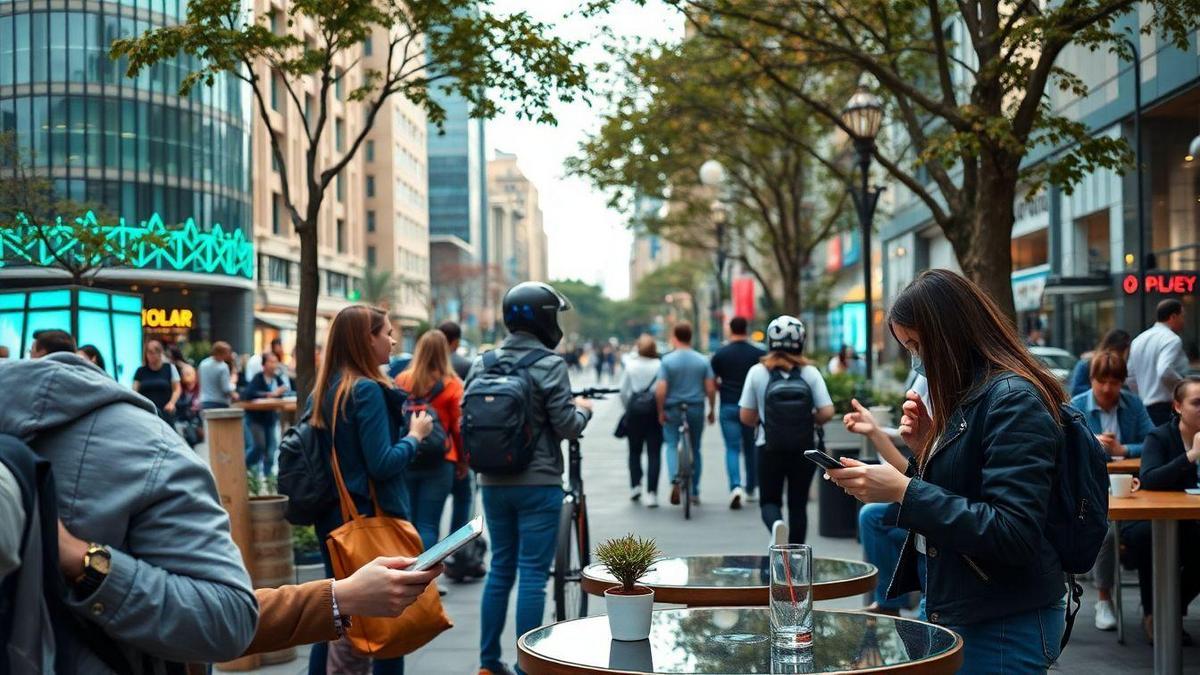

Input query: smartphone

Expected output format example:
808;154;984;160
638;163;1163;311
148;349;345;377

1185;488;1200;496
406;516;484;571
804;449;844;471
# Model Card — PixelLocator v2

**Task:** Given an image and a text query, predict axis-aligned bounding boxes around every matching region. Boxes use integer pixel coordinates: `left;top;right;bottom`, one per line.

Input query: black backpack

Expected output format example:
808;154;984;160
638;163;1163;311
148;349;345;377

462;349;553;474
761;368;817;453
1047;402;1110;649
277;407;336;526
395;380;450;471
627;377;658;418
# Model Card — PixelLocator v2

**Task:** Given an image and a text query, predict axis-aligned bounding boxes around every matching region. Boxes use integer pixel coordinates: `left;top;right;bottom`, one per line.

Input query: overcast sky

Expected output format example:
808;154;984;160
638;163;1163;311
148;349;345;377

486;1;683;300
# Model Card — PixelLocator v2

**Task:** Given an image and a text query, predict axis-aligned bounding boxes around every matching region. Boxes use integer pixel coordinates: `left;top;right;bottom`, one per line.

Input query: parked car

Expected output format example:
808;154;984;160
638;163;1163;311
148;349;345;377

1030;346;1078;383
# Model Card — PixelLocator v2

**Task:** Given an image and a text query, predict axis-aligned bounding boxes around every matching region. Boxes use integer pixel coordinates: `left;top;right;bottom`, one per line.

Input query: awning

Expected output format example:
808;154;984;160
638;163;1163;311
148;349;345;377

254;311;297;331
1041;274;1112;297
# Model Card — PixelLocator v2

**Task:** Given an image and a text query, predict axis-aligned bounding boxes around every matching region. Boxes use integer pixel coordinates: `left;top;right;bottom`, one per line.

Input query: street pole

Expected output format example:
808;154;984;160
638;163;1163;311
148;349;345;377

1123;37;1147;326
713;218;726;351
850;138;882;381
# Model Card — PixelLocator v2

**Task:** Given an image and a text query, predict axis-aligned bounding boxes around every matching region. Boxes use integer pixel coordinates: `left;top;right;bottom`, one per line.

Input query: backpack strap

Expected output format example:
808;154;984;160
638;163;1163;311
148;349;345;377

1060;574;1084;650
512;348;554;372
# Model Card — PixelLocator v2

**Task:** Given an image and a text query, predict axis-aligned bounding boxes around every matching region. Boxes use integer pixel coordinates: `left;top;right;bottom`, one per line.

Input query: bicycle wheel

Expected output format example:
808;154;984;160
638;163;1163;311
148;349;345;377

553;497;589;621
679;433;692;520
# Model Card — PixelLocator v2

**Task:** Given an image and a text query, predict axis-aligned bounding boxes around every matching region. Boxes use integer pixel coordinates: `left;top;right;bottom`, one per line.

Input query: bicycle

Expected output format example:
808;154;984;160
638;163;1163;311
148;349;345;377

551;386;619;622
675;402;694;520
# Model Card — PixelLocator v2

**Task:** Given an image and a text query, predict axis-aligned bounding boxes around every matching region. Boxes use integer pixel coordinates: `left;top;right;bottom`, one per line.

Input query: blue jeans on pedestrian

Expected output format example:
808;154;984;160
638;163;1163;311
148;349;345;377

404;461;455;550
479;485;562;674
244;420;279;478
947;597;1066;674
450;469;474;532
663;404;705;496
718;404;757;492
859;502;909;610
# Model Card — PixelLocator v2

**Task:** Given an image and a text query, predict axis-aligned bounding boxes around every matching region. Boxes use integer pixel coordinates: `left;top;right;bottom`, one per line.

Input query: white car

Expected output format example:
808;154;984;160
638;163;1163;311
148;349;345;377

1030;346;1078;383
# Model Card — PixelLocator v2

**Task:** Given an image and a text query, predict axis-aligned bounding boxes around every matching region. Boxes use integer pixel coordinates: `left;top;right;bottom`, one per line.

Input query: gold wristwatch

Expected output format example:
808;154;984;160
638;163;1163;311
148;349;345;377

75;543;112;596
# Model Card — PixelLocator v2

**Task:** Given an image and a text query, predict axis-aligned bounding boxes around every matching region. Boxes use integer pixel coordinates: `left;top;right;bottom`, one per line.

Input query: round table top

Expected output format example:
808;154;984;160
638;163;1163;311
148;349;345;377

581;556;877;605
518;607;963;674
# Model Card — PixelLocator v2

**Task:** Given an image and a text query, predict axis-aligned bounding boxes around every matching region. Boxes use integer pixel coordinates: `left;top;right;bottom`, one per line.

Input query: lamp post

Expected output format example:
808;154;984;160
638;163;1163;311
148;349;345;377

700;159;729;350
1121;36;1147;326
841;86;884;381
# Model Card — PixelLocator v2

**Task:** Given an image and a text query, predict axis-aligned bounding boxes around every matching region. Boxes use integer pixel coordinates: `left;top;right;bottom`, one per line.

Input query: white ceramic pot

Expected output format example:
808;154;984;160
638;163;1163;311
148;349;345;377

605;586;655;641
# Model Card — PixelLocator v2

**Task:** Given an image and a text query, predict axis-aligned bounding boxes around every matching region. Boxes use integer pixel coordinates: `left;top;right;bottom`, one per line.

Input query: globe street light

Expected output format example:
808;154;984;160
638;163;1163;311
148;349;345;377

700;159;729;349
841;85;884;381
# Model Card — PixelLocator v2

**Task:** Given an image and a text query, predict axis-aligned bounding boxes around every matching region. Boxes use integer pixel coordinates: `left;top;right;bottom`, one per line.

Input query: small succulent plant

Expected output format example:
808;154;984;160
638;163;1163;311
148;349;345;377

595;534;664;593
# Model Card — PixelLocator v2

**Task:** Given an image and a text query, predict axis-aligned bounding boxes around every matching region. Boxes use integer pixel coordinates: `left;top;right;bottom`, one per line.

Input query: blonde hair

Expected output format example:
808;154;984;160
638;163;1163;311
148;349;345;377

761;351;808;371
401;329;453;397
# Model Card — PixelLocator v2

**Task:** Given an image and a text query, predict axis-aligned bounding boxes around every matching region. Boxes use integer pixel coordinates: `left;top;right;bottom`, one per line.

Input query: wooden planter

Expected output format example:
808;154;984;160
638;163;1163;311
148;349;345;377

249;494;296;665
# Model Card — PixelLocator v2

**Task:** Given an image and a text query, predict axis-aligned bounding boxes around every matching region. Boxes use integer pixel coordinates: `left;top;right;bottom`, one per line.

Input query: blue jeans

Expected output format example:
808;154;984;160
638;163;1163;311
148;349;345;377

859;503;909;610
480;485;562;673
404;461;455;550
244;420;279;477
947;598;1066;674
663;404;705;496
450;469;474;532
718;404;757;492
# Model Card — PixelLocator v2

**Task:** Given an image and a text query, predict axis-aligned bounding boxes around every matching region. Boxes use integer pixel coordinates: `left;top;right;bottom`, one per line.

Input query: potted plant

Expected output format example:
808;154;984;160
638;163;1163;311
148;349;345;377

596;534;663;642
293;525;322;567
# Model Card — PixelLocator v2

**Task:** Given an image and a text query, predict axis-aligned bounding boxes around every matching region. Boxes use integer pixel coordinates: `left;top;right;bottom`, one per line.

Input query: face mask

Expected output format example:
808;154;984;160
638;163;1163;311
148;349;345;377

911;352;926;377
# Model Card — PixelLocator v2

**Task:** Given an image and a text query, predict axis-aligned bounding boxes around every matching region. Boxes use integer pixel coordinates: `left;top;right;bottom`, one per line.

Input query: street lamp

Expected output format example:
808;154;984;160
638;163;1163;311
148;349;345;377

841;85;884;381
700;159;730;350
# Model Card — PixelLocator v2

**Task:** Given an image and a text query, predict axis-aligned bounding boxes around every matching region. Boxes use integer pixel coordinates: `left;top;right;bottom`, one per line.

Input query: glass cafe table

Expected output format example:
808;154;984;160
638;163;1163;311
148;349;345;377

518;607;963;674
581;556;877;606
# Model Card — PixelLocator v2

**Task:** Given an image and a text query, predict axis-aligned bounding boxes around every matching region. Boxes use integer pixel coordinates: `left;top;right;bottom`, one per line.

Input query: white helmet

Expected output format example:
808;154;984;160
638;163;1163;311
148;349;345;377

766;315;806;354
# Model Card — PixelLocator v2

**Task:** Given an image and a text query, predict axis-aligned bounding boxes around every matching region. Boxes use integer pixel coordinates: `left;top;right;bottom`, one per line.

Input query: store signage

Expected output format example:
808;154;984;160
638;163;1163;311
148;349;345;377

142;308;194;329
1122;273;1198;295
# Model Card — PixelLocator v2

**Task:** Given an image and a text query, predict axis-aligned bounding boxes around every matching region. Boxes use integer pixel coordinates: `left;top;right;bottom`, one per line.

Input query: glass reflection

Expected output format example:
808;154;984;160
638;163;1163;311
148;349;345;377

586;556;873;589
523;608;956;673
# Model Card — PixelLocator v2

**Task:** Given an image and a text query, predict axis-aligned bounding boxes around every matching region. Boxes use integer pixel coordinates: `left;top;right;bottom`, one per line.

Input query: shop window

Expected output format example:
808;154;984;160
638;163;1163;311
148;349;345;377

1011;228;1048;270
1076;210;1110;274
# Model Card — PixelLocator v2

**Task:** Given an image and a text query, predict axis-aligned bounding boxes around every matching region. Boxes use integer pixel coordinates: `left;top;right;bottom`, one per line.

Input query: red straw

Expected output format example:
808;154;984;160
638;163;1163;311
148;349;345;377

778;547;799;607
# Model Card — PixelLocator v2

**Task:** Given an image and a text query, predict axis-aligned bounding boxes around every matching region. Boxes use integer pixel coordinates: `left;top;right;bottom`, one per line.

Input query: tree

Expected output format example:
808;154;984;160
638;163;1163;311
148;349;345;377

112;0;589;399
567;37;854;316
0;132;163;285
360;267;395;307
632;260;705;330
628;0;1200;320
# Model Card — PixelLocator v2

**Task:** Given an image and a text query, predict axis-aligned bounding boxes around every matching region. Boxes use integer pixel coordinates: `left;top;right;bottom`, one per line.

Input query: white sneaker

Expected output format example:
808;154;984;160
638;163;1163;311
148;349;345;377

772;520;788;547
729;486;745;510
630;486;642;501
745;488;758;503
645;492;659;508
1094;599;1117;631
690;494;701;506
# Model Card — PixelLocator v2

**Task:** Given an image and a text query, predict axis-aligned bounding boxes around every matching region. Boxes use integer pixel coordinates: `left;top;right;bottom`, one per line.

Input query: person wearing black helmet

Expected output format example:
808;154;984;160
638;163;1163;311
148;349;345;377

466;281;593;675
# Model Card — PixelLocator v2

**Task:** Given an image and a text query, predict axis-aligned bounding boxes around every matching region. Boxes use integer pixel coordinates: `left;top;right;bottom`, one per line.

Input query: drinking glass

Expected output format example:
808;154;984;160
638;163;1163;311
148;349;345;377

768;544;813;650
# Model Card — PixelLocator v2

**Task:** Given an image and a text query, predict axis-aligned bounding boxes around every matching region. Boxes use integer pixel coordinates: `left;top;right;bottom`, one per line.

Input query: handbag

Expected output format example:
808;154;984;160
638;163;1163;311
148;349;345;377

614;413;629;438
324;436;453;658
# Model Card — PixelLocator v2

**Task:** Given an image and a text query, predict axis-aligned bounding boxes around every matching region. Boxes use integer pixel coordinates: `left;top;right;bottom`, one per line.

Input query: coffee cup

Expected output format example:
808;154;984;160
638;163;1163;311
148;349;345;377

1110;474;1134;499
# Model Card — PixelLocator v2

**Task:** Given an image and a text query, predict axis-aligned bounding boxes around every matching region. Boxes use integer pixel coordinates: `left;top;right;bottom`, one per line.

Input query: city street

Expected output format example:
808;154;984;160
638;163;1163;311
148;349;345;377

248;372;1194;674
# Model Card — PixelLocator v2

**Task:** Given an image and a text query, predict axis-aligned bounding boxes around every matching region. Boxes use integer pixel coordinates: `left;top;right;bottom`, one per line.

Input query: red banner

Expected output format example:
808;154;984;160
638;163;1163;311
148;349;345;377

732;276;756;320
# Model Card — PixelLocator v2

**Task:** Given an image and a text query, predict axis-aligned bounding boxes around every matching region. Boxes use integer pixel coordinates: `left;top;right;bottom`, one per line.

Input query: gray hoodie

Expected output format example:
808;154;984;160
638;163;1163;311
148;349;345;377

0;353;257;673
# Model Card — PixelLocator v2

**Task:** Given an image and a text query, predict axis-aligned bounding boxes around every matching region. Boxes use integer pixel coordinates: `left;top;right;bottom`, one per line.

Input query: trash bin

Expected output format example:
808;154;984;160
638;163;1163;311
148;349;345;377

817;423;862;538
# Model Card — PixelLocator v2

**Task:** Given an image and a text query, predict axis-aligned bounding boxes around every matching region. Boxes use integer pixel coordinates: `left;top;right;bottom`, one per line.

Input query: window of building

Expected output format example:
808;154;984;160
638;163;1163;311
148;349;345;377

366;175;375;198
269;10;282;35
335;118;345;152
1076;210;1111;275
336;172;344;202
367;245;376;268
268;256;290;287
334;67;344;101
327;271;348;298
271;70;284;111
366;210;376;232
365;140;374;162
336;218;346;253
363;38;373;56
272;194;283;235
1011;228;1049;271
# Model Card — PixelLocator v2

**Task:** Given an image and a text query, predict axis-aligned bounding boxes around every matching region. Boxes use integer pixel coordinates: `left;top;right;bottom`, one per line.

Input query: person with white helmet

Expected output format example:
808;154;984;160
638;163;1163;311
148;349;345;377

737;316;834;544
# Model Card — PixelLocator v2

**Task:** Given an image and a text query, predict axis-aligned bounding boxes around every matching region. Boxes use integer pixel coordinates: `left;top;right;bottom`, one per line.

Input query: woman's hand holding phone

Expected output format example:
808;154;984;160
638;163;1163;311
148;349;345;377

333;556;443;617
825;457;912;504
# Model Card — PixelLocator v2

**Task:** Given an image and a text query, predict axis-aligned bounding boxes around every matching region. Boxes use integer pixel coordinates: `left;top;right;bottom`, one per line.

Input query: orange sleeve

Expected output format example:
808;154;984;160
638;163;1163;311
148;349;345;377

244;581;336;656
437;377;464;463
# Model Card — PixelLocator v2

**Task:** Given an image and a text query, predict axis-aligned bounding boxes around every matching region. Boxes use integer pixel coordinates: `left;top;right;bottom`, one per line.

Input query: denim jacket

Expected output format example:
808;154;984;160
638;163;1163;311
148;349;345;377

887;372;1065;626
1070;389;1154;458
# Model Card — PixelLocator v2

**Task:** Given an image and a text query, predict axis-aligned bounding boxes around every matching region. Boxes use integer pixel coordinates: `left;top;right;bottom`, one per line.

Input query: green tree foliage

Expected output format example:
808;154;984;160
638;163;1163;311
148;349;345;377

0;132;163;285
567;36;855;316
112;0;590;399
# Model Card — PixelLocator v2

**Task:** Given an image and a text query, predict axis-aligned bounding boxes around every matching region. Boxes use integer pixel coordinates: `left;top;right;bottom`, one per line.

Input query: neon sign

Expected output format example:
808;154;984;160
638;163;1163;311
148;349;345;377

0;211;254;279
142;308;194;329
1122;273;1198;295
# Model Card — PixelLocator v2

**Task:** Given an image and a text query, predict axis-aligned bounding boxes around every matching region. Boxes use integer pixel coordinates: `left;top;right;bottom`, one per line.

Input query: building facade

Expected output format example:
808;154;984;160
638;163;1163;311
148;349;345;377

485;151;549;337
0;0;256;356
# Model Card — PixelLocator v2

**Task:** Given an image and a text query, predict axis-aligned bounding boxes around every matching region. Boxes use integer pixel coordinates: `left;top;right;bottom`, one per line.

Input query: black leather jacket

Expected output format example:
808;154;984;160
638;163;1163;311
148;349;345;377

886;372;1066;626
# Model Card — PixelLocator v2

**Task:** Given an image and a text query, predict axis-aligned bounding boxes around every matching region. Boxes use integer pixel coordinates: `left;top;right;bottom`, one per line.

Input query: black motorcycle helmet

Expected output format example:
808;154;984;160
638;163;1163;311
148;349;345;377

502;281;573;349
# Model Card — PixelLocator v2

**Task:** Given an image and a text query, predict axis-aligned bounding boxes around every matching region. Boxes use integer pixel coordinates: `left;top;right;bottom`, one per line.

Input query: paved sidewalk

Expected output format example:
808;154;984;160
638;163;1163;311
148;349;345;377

240;371;1194;674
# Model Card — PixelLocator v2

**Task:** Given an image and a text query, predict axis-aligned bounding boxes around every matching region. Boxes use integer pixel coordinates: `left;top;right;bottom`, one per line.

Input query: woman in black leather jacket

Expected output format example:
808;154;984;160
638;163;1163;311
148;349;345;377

828;269;1068;674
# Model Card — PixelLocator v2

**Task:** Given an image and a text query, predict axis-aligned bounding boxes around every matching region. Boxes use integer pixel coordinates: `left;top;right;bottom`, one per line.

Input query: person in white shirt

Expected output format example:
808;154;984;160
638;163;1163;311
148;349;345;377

619;334;664;506
1127;299;1189;426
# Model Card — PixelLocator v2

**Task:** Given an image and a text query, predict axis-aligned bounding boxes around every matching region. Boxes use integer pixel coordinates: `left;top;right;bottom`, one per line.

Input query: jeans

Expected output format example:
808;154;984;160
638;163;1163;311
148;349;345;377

480;485;563;673
718;404;757;492
663;404;705;496
404;461;455;550
625;413;663;493
244;420;279;478
859;502;909;610
1091;526;1117;591
947;598;1067;674
757;447;817;544
449;469;474;532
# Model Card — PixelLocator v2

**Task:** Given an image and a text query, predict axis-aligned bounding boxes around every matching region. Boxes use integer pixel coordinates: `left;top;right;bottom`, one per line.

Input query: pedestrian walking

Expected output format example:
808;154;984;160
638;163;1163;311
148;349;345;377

1127;299;1189;425
710;316;766;508
655;322;716;506
619;334;664;506
1068;329;1132;397
243;351;291;481
133;339;181;424
827;269;1069;674
438;321;476;535
737;316;833;545
827;344;865;377
199;341;239;409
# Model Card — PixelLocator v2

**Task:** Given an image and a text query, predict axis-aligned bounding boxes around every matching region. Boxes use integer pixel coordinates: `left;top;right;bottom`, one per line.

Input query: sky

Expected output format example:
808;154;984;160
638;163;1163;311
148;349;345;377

486;1;683;300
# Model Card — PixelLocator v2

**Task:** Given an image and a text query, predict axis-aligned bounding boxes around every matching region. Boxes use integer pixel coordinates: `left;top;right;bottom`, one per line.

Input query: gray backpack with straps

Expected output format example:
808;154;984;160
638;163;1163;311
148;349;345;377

461;349;552;474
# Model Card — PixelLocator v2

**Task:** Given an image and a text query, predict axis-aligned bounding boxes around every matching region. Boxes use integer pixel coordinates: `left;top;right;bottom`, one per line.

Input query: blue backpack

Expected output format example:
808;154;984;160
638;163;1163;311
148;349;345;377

461;349;553;474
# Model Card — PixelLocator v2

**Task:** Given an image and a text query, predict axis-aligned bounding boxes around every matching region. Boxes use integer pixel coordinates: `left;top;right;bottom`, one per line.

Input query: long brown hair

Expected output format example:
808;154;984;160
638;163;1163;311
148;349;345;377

401;329;453;397
311;305;391;429
762;351;808;371
888;269;1064;451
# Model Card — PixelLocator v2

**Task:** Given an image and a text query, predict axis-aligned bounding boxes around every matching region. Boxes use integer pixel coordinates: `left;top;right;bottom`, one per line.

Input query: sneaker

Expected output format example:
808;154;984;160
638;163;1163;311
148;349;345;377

729;486;744;510
1093;599;1116;631
690;494;701;506
670;483;681;505
630;486;642;501
646;492;659;508
745;488;758;503
771;520;788;547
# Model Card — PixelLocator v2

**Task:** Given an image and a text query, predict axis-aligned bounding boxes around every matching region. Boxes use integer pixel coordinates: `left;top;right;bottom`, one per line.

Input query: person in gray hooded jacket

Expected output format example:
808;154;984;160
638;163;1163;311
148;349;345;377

0;352;258;672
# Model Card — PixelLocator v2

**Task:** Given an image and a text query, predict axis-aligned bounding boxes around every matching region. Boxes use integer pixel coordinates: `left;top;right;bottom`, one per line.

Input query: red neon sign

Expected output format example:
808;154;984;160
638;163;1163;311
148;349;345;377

1123;273;1198;295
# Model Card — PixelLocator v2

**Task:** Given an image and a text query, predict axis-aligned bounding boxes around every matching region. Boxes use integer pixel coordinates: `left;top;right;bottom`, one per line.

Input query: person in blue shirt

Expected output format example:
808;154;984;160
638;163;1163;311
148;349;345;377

1067;329;1132;397
242;350;292;480
655;322;716;506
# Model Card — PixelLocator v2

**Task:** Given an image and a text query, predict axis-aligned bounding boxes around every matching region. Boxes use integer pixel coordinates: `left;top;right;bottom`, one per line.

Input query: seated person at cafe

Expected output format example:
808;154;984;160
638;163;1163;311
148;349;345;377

1120;376;1200;642
1070;351;1155;631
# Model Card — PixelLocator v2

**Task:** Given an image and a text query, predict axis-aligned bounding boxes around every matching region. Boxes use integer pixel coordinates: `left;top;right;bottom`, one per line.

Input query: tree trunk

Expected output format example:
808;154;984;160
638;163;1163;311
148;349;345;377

781;266;802;317
294;219;321;405
945;161;1019;324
